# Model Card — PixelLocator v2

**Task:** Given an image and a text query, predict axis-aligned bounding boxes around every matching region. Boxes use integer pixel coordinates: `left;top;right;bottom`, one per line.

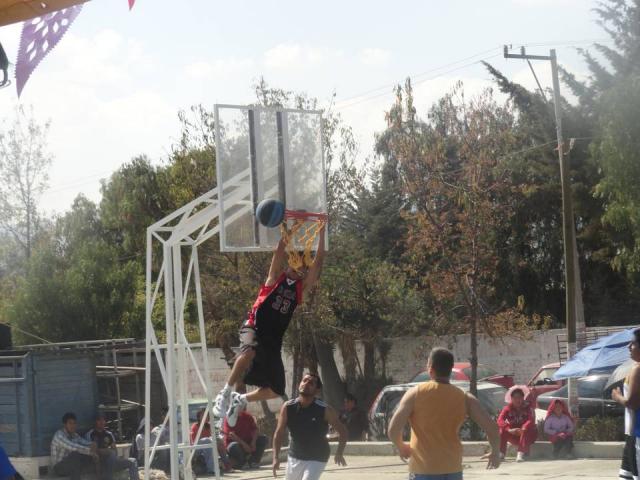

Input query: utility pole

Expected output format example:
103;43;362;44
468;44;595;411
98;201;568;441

503;46;582;418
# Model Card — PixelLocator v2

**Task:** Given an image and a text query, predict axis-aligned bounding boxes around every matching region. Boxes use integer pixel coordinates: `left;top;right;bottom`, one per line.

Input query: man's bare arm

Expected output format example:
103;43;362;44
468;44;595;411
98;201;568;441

266;237;287;286
613;364;640;409
272;403;288;477
303;223;326;294
387;387;416;459
466;393;500;469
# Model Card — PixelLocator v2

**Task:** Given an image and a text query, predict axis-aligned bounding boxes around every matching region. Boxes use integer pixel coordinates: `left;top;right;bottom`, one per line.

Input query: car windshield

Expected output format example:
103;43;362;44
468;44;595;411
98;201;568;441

530;367;559;385
374;390;406;415
541;376;608;399
462;366;498;379
476;385;508;414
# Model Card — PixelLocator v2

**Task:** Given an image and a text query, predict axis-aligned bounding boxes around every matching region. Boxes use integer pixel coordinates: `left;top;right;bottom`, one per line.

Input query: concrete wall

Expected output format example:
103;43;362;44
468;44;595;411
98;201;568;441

182;326;623;413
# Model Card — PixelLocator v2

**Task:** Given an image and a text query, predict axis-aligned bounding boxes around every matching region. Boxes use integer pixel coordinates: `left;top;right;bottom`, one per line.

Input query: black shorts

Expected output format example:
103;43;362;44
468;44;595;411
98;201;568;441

238;326;286;396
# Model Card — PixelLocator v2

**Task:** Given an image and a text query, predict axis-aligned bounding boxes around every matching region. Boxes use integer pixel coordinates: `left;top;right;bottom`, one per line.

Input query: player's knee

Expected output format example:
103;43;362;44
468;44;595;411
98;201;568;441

238;348;256;363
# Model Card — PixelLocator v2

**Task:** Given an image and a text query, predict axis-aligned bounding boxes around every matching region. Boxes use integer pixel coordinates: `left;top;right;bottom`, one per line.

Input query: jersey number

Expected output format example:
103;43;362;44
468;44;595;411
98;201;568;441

272;296;291;314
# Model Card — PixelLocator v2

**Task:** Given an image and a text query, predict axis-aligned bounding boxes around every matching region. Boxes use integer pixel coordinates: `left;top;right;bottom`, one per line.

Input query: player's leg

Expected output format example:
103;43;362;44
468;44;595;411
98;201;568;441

227;348;285;426
301;460;327;480
227;348;256;388
213;326;257;417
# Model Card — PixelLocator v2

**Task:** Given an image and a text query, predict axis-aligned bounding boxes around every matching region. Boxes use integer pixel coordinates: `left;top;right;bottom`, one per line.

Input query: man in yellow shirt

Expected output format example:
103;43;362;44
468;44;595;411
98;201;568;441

388;348;501;479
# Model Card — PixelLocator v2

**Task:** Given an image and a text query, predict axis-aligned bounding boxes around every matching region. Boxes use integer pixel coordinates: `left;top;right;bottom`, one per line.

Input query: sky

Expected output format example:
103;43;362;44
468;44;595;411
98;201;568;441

0;0;607;215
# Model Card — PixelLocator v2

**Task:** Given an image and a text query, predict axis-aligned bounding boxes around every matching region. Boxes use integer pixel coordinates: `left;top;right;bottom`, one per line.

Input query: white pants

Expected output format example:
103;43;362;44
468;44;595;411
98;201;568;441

286;456;327;480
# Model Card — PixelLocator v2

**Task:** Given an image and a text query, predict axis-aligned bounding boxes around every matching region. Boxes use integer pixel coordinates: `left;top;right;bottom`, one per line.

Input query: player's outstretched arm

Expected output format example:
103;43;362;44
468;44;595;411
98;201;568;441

325;405;347;466
388;387;416;461
272;403;288;477
266;236;287;287
303;222;326;294
466;392;500;469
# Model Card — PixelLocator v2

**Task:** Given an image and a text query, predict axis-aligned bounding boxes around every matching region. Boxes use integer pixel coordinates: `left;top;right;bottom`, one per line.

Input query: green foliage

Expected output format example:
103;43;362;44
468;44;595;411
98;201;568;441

3;0;640;393
574;416;624;441
7;196;144;342
593;76;640;274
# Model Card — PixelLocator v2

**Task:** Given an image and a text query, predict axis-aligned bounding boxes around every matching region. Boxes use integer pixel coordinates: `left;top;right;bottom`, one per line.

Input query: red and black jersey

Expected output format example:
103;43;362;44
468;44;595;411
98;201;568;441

244;273;303;349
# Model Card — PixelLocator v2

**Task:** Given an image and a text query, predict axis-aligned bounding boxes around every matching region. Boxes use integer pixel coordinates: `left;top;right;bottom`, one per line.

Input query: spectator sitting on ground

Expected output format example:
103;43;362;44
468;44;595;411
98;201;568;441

190;408;231;474
50;412;98;480
85;413;138;480
130;419;146;466
498;388;537;462
339;393;368;441
543;399;575;459
222;404;267;469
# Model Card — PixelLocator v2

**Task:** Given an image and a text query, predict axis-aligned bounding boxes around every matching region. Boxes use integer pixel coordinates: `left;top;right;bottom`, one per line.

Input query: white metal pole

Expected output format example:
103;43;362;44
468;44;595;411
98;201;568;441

163;244;180;480
193;246;221;479
144;229;153;480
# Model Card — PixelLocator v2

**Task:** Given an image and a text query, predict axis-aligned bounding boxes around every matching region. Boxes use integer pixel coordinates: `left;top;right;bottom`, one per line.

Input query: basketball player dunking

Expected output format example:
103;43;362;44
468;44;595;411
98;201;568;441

213;224;326;427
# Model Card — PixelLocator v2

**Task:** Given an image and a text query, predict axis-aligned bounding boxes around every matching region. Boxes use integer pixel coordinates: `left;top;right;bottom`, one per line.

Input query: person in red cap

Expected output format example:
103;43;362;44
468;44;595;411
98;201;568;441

543;399;575;459
497;388;537;462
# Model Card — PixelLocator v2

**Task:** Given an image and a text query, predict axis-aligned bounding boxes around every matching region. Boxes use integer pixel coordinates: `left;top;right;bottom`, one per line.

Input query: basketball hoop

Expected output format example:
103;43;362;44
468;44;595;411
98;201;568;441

280;210;327;272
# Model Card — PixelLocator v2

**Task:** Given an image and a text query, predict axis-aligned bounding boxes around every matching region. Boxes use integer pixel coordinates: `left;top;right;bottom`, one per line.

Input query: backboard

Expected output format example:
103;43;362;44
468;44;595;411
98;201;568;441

214;105;327;252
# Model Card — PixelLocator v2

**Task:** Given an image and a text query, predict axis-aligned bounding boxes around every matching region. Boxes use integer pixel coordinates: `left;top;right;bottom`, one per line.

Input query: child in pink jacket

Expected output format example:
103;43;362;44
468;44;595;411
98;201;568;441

544;399;575;459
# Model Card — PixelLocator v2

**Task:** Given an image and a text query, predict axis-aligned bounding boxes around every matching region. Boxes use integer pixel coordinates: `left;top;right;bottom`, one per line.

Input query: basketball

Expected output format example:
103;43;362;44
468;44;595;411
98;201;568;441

256;199;285;228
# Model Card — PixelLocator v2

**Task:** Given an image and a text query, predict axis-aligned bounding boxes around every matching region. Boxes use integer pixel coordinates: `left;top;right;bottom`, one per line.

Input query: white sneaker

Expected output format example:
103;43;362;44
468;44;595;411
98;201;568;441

516;452;525;462
226;392;247;427
213;388;232;418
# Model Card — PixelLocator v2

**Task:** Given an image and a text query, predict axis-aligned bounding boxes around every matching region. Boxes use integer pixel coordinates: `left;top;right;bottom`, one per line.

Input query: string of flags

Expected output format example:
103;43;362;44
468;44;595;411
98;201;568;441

1;0;135;96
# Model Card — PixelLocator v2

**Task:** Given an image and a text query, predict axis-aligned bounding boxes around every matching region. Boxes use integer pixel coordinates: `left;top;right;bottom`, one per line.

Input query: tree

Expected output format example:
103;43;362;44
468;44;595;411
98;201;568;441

0;106;52;259
592;77;640;274
7;195;143;342
381;80;544;400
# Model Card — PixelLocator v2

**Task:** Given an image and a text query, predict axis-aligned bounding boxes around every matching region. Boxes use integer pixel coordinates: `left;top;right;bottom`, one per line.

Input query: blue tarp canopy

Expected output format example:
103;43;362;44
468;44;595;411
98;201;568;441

553;328;636;380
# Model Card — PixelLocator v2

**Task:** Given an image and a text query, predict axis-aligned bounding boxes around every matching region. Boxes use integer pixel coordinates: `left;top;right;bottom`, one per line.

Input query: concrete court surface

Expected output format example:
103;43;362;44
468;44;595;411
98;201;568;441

217;456;620;479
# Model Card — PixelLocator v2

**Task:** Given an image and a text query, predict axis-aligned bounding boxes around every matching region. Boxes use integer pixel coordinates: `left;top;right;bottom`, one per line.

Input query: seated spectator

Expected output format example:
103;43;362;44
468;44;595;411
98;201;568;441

50;412;98;480
222;405;267;469
130;419;146;465
544;399;575;459
150;416;171;473
190;408;231;474
86;414;138;480
339;393;368;441
497;388;537;462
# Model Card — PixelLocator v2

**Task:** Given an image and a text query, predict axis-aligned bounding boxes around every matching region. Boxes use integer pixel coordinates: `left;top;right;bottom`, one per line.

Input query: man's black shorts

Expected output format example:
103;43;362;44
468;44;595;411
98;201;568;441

239;326;286;396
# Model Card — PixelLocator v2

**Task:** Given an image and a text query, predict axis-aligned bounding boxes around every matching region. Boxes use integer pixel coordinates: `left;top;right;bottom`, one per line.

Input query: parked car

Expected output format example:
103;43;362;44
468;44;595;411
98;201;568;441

525;362;564;402
410;363;515;389
535;373;624;421
368;380;507;441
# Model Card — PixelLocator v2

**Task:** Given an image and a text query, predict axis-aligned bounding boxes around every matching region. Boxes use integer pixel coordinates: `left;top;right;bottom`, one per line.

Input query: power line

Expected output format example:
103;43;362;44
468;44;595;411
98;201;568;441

42;169;113;196
334;38;612;112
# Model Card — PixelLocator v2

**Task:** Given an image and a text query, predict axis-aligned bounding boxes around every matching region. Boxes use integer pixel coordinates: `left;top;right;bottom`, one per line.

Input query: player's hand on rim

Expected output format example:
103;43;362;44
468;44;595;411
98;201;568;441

334;453;347;466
